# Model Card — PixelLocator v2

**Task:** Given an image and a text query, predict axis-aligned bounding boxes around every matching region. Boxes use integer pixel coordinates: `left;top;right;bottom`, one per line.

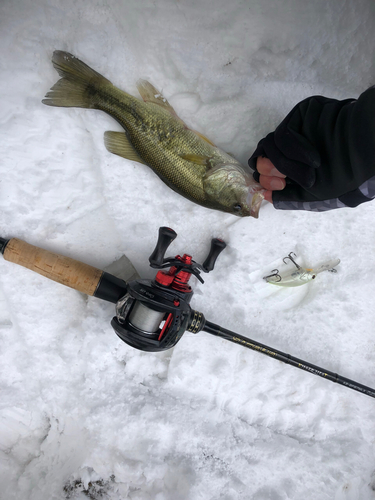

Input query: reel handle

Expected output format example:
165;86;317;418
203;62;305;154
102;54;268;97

149;227;177;268
202;238;227;272
0;238;127;303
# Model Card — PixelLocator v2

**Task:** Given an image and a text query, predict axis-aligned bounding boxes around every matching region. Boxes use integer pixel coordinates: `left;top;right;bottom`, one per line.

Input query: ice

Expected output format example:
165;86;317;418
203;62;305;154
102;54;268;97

1;0;375;498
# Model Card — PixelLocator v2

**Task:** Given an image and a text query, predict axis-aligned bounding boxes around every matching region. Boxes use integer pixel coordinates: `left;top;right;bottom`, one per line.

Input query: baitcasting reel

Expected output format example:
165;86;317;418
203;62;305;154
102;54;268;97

111;227;226;352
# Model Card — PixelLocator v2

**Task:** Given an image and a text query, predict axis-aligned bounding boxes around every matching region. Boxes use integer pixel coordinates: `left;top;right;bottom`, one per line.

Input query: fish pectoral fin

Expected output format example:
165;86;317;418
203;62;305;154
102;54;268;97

180;153;212;166
104;131;147;165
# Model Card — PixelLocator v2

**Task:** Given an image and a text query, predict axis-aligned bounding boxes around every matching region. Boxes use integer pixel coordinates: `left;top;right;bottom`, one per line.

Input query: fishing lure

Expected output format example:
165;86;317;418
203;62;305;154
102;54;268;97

263;253;340;287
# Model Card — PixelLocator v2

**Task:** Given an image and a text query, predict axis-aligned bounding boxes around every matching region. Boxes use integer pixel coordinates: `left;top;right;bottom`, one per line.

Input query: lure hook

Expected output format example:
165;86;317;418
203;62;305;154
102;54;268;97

283;252;301;269
263;269;282;282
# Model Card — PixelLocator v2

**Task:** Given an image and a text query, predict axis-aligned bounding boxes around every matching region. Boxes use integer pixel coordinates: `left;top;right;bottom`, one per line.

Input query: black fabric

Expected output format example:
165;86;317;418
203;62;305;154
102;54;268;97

249;87;375;210
338;188;370;208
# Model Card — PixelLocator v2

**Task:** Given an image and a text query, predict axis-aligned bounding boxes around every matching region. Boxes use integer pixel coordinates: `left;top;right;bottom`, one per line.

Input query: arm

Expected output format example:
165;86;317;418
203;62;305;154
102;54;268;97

249;88;375;211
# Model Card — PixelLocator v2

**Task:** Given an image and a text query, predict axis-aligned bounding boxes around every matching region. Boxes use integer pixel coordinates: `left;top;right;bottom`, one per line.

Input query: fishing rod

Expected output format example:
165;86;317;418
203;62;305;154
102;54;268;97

0;228;374;399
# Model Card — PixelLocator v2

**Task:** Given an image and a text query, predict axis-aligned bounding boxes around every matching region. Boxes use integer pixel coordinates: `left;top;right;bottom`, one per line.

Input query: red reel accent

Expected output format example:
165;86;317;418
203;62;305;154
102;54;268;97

155;270;174;287
155;254;193;293
158;312;174;341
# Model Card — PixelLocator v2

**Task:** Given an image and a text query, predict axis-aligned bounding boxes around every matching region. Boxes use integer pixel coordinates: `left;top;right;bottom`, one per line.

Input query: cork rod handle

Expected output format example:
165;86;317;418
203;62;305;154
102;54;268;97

3;238;103;296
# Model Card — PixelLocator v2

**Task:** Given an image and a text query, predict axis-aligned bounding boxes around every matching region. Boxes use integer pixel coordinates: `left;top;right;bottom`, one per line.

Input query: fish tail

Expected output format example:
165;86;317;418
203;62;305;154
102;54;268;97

42;51;111;108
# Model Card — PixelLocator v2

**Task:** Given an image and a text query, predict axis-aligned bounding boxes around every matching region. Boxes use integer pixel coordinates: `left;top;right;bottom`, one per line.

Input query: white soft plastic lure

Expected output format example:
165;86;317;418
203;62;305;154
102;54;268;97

263;253;340;287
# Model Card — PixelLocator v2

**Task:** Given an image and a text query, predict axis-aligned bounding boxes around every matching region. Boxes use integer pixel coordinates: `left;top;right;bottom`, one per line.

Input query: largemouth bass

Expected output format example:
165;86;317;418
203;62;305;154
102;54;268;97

43;51;265;217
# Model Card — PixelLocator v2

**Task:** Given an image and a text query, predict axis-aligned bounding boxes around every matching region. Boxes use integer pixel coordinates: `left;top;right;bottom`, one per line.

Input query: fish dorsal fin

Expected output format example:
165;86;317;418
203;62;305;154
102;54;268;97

104;131;147;165
136;79;177;113
137;80;216;147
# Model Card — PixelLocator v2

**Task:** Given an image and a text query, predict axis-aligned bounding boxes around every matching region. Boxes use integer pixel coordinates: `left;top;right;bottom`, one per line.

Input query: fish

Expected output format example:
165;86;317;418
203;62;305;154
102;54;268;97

42;51;265;217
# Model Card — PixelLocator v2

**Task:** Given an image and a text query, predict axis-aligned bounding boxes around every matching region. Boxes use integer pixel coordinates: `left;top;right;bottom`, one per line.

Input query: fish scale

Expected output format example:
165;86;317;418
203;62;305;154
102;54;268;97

86;84;209;202
43;50;265;217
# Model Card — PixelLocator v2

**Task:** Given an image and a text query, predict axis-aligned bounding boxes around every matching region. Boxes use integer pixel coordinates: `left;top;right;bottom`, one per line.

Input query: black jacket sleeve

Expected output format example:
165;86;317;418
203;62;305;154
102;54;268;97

249;86;375;211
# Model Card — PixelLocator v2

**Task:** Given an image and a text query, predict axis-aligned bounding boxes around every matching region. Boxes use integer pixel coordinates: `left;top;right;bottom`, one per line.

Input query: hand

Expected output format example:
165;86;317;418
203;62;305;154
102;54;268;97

256;157;286;203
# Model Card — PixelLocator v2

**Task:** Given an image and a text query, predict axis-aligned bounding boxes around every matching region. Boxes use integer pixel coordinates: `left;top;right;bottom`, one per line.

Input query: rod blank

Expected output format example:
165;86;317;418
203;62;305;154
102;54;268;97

203;320;375;399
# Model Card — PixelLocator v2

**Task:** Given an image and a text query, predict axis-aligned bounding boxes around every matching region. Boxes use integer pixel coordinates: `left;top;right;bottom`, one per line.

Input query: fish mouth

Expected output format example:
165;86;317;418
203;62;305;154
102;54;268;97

247;191;265;219
238;167;265;218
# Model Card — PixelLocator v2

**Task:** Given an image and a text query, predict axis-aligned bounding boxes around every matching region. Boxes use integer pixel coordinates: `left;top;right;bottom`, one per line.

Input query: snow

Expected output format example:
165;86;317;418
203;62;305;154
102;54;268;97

1;0;375;498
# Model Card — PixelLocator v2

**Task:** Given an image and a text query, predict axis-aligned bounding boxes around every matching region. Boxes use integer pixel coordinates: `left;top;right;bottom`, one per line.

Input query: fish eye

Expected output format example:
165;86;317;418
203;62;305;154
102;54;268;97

233;204;242;212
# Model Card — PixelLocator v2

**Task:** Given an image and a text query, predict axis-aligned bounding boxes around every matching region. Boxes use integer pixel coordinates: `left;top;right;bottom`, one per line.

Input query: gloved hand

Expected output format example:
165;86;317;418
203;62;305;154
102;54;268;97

249;89;375;211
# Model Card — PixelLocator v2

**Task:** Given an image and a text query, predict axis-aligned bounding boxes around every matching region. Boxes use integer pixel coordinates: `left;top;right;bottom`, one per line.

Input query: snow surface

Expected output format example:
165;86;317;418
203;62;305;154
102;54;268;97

1;0;375;499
